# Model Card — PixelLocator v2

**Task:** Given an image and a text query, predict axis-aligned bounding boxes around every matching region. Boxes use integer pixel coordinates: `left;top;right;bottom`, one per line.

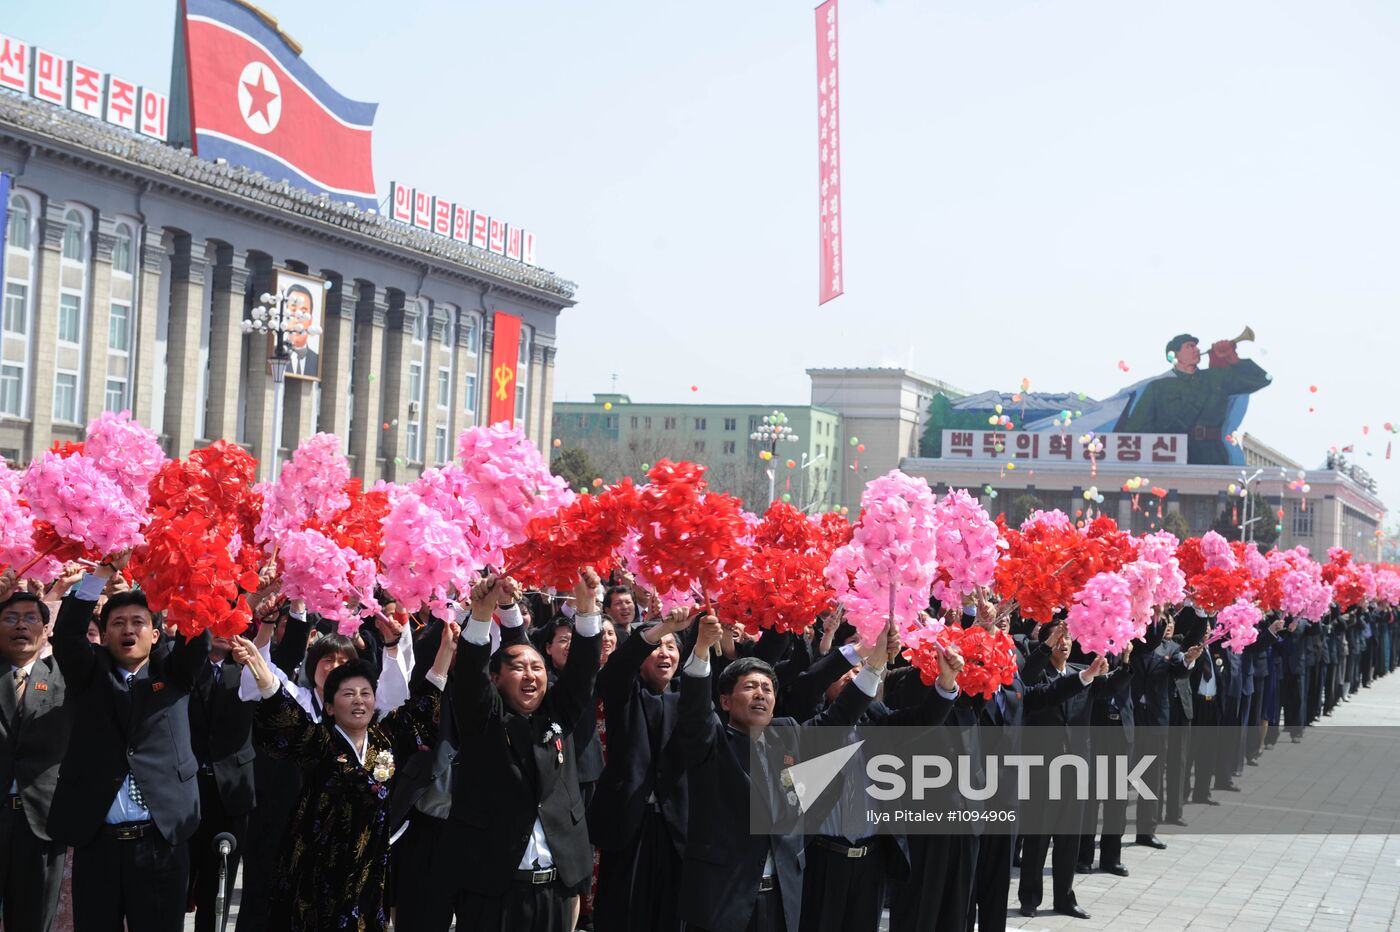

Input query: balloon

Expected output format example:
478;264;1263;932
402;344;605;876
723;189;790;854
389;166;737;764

391;419;399;427
781;493;792;503
394;457;404;466
1006;462;1016;470
1228;483;1238;494
690;385;699;392
849;437;859;446
642;463;651;470
382;423;390;430
1012;393;1022;403
553;438;562;447
856;444;865;453
840;506;849;516
367;373;377;382
603;402;613;411
994;404;1003;414
592;478;603;488
1302;484;1311;493
987;416;999;426
786;459;796;469
1309;385;1318;393
1308;407;1315;414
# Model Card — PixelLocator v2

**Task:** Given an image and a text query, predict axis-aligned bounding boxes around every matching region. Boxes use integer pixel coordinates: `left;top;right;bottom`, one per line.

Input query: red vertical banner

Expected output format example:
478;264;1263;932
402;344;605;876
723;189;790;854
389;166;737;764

488;311;523;426
816;0;843;305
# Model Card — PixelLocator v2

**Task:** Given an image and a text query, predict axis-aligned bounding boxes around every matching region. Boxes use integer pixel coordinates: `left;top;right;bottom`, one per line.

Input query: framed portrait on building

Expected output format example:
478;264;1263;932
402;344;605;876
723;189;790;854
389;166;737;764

268;268;324;382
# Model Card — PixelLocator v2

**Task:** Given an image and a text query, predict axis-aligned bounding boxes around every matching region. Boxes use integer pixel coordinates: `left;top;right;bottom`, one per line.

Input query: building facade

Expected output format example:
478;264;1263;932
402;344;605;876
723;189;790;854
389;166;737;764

807;367;969;509
0;93;574;480
552;393;845;514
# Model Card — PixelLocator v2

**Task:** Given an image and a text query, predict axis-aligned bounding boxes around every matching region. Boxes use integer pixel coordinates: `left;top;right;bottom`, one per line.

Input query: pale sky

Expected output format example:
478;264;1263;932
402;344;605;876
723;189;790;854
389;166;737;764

13;0;1400;516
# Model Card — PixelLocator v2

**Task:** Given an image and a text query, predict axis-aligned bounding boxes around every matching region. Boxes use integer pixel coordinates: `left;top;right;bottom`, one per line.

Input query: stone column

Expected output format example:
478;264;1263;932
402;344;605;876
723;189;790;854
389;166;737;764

455;311;481;430
528;342;547;449
317;271;354;442
348;285;387;484
81;221;117;421
131;239;165;431
539;344;557;452
377;300;414;482
242;260;277;480
419;309;446;466
26;203;67;455
163;236;209;457
205;246;249;442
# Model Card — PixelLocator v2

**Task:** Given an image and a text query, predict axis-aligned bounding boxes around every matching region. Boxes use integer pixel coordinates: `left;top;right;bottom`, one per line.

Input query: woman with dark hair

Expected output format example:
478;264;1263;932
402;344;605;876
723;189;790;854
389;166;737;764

231;619;460;932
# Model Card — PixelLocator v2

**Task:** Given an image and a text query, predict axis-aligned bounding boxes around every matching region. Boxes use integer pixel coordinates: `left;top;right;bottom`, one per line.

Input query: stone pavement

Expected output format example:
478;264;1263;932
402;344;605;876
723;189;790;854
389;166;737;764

1002;669;1400;932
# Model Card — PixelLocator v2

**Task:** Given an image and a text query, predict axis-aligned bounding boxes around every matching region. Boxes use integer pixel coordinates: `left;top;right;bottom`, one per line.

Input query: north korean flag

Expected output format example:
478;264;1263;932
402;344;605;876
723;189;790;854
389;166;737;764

176;0;377;209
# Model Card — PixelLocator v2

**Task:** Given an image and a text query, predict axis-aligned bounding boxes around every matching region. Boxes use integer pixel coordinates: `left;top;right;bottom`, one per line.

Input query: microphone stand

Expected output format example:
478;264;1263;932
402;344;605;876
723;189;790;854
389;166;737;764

213;832;237;932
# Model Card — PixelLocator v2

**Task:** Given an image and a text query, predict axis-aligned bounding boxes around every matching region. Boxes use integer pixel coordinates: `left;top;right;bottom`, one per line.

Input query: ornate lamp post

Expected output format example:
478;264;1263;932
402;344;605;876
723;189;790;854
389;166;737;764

750;409;800;505
242;287;320;479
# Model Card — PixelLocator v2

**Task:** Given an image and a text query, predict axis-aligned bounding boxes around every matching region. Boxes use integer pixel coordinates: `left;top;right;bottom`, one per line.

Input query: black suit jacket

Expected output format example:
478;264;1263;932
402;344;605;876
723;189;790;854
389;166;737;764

187;658;256;816
0;654;72;840
49;593;210;847
586;628;687;855
450;619;601;896
677;660;873;932
1131;638;1188;728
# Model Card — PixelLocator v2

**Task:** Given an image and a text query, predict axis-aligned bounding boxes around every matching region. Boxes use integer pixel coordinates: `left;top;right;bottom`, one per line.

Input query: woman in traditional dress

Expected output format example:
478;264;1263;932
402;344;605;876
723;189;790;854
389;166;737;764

230;618;459;932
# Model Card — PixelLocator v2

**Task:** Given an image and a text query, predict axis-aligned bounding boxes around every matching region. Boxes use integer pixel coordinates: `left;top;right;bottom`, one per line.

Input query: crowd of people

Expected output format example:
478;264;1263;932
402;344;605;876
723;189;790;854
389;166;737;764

1;540;1396;932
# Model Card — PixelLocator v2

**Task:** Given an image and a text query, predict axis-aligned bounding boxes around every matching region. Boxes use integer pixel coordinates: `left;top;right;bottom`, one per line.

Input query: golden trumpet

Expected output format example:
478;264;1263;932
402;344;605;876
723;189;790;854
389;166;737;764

1230;325;1255;345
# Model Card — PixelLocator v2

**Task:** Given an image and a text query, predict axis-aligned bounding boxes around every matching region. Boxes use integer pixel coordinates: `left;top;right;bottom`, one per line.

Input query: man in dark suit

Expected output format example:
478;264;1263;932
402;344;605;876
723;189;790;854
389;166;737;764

0;584;73;932
48;556;209;932
1127;616;1199;851
186;633;256;932
968;613;1104;932
587;608;695;932
677;614;881;932
1017;624;1124;920
449;570;603;931
1079;645;1136;873
1188;642;1225;804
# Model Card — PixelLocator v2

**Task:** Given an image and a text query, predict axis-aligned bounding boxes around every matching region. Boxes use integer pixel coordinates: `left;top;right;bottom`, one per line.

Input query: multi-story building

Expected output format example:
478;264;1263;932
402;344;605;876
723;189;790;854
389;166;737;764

0;92;574;479
552;393;845;513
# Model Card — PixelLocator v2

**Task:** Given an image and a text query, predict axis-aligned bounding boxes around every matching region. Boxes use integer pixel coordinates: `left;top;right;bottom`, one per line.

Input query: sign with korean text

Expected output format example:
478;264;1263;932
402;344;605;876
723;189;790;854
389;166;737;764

940;431;1189;465
387;180;539;267
815;0;843;305
0;32;168;141
488;311;523;426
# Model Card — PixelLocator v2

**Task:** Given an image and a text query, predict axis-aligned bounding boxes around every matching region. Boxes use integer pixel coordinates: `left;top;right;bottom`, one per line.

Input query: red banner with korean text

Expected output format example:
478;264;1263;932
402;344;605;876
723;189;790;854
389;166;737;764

816;0;843;305
488;311;523;425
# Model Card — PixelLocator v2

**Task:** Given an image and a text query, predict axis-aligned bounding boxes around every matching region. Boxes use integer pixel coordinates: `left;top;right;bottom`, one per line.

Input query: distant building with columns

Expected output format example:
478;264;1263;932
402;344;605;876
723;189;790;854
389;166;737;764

0;92;574;481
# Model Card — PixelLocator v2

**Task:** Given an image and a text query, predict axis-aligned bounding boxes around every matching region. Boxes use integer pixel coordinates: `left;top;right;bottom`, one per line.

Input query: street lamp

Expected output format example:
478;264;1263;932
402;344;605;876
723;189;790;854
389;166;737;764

242;288;321;479
750;410;800;506
1235;467;1264;542
798;451;826;513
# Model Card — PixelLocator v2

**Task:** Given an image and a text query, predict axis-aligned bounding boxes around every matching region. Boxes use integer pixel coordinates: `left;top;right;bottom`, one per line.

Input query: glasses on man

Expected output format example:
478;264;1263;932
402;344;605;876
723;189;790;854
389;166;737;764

0;612;44;627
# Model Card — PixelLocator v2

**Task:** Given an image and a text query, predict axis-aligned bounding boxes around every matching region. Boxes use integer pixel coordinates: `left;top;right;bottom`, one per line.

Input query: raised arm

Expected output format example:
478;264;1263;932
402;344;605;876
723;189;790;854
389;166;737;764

453;576;514;739
49;576;107;693
379;621;456;759
547;569;604;738
231;635;327;764
679;613;725;767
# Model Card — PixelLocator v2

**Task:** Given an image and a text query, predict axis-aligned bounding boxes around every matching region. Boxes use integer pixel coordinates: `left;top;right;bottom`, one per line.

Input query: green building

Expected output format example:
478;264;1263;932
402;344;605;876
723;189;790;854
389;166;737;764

552;394;845;514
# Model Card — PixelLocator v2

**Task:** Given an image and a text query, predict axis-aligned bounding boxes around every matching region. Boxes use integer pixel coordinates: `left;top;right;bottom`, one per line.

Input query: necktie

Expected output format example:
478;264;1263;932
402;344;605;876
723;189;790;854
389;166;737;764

125;675;148;811
13;669;25;720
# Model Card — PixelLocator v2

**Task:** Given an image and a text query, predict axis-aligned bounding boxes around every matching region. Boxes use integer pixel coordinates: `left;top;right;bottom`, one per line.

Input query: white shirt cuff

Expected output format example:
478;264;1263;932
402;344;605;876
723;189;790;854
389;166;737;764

424;670;448;692
257;679;280;700
74;573;107;602
1079;670;1094;686
497;604;523;629
935;682;960;700
852;666;881;697
288;609;307;622
838;643;861;667
573;611;602;639
463;619;494;647
683;652;710;677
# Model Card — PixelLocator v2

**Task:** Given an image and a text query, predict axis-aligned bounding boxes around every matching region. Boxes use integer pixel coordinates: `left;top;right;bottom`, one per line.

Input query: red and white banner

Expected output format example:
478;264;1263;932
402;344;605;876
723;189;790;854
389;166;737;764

816;0;843;305
488;311;523;426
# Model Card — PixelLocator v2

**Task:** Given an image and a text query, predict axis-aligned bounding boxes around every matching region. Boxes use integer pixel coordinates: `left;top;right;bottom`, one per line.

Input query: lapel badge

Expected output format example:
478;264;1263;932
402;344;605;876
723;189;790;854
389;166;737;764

32;682;48;692
151;681;165;692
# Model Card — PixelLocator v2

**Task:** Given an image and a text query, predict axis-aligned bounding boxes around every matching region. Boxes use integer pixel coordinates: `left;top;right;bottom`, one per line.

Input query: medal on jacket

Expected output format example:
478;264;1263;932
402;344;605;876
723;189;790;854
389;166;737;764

543;722;564;765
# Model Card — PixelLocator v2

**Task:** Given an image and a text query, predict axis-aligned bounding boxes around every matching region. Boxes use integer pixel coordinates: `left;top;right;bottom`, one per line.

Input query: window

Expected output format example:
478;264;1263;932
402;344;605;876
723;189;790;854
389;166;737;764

406;422;420;461
408;362;422;402
108;302;130;351
748;416;761;432
412;308;428;342
52;372;77;422
61;210;85;262
437;368;450;408
112;224;133;274
643;416;652;430
104;378;127;413
463;315;479;354
577;415;589;429
694;417;706;430
724;417;736;431
630;416;639;429
723;440;736;455
435;425;449;464
605;415;617;429
0;365;20;416
3;283;26;334
440;313;453;348
464;373;478;412
694;440;706;453
58;294;81;344
664;417;677;430
5;196;30;251
1291;500;1313;537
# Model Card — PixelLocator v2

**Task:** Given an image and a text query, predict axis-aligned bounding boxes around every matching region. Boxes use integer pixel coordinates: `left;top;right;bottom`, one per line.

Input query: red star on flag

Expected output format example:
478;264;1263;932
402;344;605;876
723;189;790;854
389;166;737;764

242;68;278;124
